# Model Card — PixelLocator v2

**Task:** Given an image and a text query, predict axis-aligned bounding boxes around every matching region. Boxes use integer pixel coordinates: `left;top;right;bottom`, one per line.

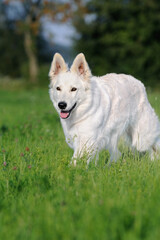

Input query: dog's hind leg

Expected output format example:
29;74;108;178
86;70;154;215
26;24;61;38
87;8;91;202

130;101;160;159
109;149;122;163
107;133;121;163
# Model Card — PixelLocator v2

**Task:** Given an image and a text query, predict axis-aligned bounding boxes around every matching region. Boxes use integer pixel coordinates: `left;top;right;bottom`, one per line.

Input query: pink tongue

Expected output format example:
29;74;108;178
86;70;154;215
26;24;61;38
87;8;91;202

60;112;69;119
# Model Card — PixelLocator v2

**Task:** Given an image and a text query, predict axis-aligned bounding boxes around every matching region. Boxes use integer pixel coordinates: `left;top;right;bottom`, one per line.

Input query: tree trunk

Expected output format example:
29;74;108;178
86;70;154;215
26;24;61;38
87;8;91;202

24;21;38;83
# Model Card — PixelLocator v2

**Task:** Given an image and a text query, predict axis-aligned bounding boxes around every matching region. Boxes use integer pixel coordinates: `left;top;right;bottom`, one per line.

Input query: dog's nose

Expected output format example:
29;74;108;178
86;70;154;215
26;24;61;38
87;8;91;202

58;101;67;110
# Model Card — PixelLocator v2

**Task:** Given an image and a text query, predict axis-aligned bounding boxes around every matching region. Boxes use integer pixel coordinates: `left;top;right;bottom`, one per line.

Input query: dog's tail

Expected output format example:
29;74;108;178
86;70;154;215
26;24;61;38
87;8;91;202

156;138;160;150
150;137;160;160
153;137;160;160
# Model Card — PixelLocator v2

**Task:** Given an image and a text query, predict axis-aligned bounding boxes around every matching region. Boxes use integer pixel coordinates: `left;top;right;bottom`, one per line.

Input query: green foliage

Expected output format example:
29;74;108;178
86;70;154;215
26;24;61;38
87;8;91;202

0;88;160;239
20;62;50;86
0;29;27;78
38;64;51;87
0;0;82;82
74;0;160;87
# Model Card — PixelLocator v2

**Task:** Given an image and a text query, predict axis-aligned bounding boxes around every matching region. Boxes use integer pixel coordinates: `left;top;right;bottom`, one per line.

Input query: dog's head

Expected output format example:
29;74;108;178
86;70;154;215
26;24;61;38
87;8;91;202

49;53;92;119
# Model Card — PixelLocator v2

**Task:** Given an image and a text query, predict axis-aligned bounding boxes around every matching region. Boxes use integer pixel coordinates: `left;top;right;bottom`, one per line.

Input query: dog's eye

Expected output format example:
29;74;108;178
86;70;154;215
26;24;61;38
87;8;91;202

56;87;61;91
71;87;77;92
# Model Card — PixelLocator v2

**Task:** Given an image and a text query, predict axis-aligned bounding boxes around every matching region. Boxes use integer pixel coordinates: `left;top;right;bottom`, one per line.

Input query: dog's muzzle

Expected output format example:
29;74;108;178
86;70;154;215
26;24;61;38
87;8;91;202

58;101;67;110
60;103;77;119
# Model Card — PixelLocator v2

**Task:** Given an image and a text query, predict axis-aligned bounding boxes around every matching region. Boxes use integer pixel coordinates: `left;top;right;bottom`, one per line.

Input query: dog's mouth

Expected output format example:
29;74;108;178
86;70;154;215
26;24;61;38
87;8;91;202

60;103;77;119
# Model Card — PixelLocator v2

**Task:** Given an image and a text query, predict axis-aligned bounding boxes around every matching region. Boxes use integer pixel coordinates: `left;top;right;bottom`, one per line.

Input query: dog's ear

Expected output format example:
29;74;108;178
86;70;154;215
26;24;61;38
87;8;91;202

70;53;92;80
49;53;68;80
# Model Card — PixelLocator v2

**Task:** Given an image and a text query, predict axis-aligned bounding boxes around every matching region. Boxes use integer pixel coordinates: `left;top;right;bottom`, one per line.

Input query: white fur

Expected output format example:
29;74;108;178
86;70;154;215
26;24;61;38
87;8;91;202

49;53;160;165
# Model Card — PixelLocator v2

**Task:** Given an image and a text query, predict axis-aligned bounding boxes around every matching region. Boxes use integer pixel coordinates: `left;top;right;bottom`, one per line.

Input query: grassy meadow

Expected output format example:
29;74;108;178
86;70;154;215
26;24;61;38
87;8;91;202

0;87;160;240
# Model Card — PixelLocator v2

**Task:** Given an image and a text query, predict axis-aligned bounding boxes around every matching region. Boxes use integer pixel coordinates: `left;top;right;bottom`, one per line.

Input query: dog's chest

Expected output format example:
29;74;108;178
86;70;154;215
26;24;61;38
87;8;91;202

61;123;79;149
61;116;106;150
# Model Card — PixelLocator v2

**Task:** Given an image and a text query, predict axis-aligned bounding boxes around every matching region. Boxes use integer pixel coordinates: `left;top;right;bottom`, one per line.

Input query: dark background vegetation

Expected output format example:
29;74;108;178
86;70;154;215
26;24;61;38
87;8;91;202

0;0;160;88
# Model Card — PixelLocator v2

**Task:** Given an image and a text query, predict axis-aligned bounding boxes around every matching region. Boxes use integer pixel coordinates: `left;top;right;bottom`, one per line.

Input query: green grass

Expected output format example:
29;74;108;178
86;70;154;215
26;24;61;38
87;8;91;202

0;88;160;240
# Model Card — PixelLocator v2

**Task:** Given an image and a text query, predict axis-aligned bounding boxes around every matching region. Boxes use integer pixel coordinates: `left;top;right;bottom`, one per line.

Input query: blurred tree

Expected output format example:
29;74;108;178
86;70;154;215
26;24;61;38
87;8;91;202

0;0;86;83
0;3;26;78
74;0;160;86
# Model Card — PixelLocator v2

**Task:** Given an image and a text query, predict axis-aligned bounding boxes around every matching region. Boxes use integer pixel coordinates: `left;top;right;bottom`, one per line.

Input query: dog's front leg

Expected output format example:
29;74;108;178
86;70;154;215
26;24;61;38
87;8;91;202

70;137;97;166
72;156;77;167
71;146;97;166
71;148;83;166
70;146;89;166
71;151;95;166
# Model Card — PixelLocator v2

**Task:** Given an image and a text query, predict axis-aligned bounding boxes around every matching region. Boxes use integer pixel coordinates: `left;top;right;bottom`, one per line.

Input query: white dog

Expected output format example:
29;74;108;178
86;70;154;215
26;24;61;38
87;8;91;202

49;53;160;166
